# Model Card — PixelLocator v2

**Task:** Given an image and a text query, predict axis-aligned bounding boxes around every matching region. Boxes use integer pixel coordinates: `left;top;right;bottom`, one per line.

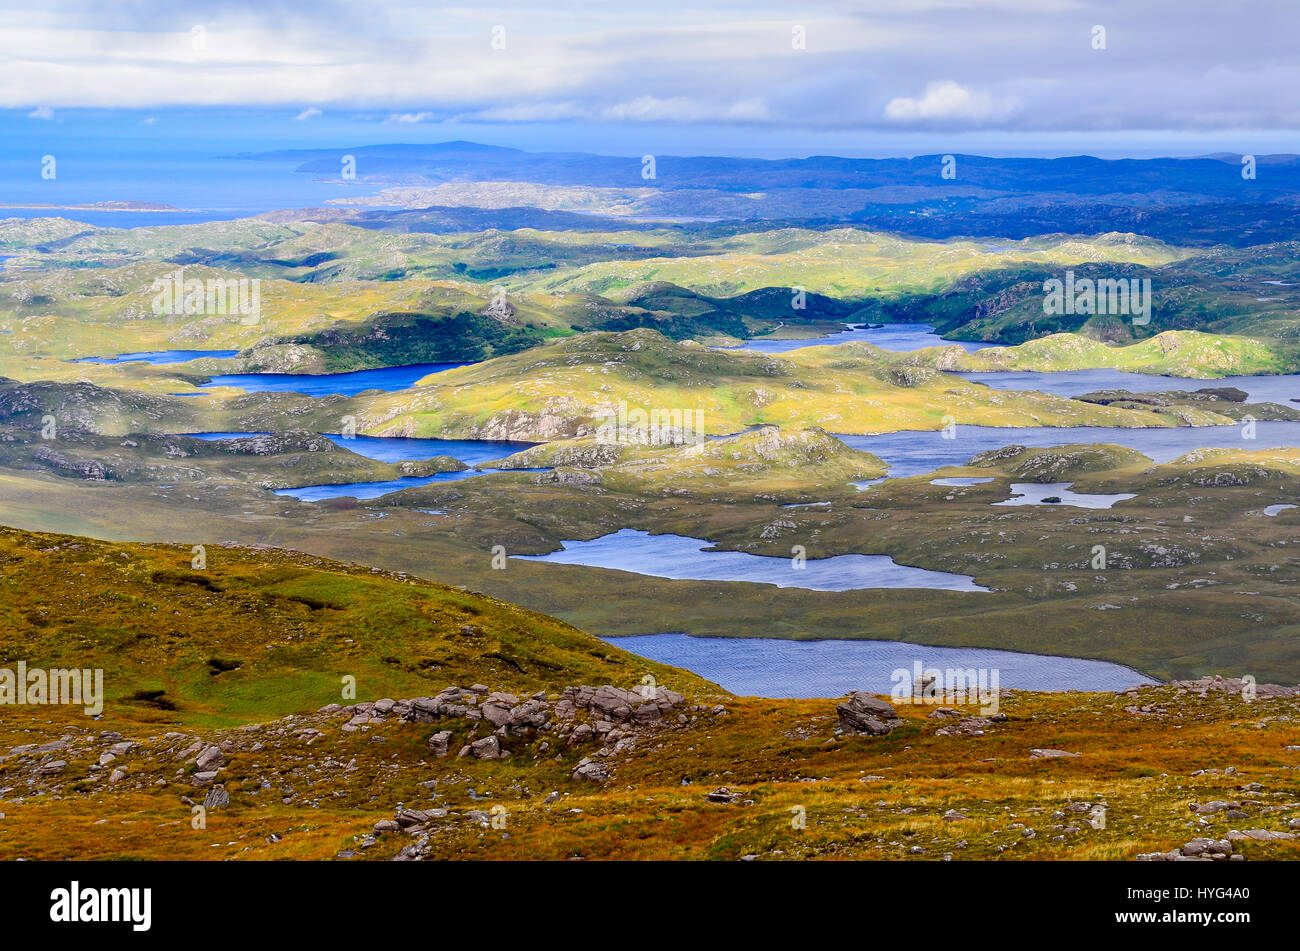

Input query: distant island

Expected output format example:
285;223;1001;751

0;200;188;212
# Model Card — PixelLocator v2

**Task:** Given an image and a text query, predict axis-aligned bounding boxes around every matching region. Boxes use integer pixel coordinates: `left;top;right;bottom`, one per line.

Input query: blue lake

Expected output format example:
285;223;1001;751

184;432;538;499
514;529;987;592
319;434;532;465
731;322;1000;355
201;362;468;396
611;632;1155;698
186;432;531;465
958;368;1300;406
273;469;485;501
836;421;1300;479
76;349;239;364
993;482;1137;509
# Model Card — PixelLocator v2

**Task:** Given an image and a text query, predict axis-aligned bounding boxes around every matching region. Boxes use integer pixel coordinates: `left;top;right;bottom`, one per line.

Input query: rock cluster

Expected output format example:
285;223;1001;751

1121;674;1300;702
1138;838;1240;861
836;693;902;736
345;683;703;780
933;712;1009;737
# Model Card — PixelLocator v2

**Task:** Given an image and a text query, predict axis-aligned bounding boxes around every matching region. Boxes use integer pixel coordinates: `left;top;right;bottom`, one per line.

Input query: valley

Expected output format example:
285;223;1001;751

4;145;1300;867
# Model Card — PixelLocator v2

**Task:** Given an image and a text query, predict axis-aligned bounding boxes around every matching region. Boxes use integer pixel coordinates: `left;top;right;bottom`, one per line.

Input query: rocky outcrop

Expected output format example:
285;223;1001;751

836;693;902;735
393;683;706;782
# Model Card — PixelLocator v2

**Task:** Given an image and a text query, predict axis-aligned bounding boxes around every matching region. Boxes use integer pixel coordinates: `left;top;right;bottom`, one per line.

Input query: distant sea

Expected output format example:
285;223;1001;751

0;149;379;227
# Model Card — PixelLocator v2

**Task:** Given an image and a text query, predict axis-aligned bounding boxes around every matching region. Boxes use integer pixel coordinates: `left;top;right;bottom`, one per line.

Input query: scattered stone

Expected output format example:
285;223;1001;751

936;716;993;737
1029;748;1081;759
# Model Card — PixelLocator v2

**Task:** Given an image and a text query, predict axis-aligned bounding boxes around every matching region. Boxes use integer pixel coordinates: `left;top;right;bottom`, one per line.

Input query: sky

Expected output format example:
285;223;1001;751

1;0;1297;158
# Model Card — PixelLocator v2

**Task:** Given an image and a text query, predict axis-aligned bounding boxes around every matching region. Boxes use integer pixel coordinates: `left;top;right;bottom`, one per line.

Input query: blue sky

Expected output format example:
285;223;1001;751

2;1;1297;158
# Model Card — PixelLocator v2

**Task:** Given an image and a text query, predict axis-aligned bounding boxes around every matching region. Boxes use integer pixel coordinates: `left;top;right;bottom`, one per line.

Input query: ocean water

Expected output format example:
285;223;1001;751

0;145;381;226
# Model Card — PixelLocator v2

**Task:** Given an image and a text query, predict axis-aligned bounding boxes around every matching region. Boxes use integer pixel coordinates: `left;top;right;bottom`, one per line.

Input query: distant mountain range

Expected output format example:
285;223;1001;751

243;142;1300;246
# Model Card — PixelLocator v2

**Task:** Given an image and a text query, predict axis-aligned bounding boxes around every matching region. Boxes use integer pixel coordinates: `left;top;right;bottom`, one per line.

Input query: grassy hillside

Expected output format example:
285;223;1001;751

0;526;1298;861
352;329;1241;440
866;242;1300;346
0;525;716;730
516;230;1188;299
490;426;888;494
916;330;1300;378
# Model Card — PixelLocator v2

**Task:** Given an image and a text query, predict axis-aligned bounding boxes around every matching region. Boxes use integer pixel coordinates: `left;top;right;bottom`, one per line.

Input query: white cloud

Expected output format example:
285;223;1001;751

600;96;770;122
884;81;1018;123
27;105;53;119
0;2;1296;134
294;107;322;121
474;102;588;122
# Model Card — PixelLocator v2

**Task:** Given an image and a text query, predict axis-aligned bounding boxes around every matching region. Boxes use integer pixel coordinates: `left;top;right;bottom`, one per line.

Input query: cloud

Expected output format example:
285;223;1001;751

139;116;156;125
294;107;322;121
0;1;1296;135
27;106;53;120
884;81;1018;123
600;96;770;123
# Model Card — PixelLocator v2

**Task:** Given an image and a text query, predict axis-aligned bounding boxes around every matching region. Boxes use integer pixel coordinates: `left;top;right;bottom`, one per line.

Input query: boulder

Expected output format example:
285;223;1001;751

194;745;225;772
469;736;504;760
572;758;609;782
427;731;453;758
837;692;902;735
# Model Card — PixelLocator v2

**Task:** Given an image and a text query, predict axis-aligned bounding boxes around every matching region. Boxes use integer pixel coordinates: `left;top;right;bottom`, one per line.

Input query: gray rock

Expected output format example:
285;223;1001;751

427;730;453;758
194;745;225;772
1227;828;1295;842
837;692;902;735
470;736;504;760
572;758;609;782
